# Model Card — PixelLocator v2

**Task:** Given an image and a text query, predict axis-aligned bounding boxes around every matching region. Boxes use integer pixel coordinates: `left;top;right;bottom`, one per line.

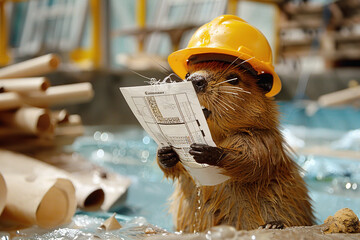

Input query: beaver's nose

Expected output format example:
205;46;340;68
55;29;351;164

189;75;208;93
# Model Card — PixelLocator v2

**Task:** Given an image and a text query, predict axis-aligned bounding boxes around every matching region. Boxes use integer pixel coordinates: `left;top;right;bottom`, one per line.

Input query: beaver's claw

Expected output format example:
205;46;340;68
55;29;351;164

189;143;223;166
258;221;286;230
157;146;179;168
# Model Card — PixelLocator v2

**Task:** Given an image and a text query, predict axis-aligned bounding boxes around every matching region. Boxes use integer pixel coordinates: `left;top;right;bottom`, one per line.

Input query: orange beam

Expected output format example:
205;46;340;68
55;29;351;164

136;0;146;52
227;0;238;15
0;0;10;66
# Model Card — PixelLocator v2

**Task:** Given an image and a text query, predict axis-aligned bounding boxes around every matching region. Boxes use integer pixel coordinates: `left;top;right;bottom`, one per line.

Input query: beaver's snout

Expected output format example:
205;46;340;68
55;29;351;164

189;75;207;93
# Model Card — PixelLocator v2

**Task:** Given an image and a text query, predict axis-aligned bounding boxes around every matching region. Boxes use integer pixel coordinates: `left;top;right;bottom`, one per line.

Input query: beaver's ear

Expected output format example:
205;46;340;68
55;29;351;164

257;73;273;94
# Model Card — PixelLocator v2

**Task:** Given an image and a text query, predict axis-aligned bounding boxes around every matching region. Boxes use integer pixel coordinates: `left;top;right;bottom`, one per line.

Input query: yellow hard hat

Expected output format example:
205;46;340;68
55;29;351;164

168;15;281;97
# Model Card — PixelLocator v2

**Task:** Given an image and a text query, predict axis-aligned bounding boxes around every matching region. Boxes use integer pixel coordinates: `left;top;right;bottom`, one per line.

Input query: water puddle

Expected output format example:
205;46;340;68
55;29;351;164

6;215;167;240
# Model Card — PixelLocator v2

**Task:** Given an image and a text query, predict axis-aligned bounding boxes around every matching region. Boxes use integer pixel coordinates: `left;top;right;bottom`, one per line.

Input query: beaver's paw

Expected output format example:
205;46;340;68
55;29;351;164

258;221;286;230
189;143;223;166
157;146;179;168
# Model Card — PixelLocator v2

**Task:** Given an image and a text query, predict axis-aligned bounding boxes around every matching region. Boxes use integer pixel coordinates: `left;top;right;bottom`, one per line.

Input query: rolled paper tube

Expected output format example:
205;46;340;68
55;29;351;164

0;107;53;135
0;92;22;110
49;115;83;145
33;151;131;212
22;82;94;108
0;135;79;152
0;77;50;92
55;124;84;137
71;179;105;211
53;135;79;147
0;172;6;215
58;114;82;126
0;127;55;144
318;86;360;106
31;152;105;211
0;54;60;79
0;150;105;213
100;172;131;211
0;83;94;111
0;150;77;228
0;148;71;187
51;109;69;124
0;127;25;137
68;114;82;124
0;174;76;229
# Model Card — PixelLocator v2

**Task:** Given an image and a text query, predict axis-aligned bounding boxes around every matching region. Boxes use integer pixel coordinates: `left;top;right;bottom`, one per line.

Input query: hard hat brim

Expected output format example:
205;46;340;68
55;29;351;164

168;47;281;97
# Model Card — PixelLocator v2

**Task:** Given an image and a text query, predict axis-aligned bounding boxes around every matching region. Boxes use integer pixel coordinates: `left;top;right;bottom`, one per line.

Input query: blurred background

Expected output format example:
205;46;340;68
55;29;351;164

1;0;360;125
1;0;360;238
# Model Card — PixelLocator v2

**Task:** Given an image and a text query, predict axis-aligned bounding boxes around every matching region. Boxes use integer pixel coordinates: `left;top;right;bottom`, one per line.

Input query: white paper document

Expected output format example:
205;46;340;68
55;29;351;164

120;82;230;186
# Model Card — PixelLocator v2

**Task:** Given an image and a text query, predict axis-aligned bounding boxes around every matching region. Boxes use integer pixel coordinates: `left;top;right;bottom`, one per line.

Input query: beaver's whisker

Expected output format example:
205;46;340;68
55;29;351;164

217;97;236;111
226;94;245;102
221;99;236;111
214;106;223;118
148;56;173;75
145;80;161;85
220;86;247;92
218;92;246;108
217;91;245;101
207;97;223;118
217;56;241;79
212;97;229;113
213;78;238;86
211;100;223;118
240;68;252;75
220;86;251;94
217;90;239;96
220;88;249;94
212;95;231;115
215;100;229;111
224;92;244;100
232;56;255;70
214;105;226;118
162;73;183;83
127;69;158;83
224;57;257;79
206;97;221;117
217;56;255;79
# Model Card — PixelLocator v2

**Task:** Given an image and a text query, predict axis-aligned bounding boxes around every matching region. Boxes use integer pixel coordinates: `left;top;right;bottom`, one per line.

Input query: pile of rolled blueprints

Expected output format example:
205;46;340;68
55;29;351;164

0;151;76;229
0;54;94;151
0;55;131;230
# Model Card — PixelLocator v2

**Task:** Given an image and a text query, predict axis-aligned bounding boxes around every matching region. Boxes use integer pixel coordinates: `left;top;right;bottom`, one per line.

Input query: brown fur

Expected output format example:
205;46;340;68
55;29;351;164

157;60;315;232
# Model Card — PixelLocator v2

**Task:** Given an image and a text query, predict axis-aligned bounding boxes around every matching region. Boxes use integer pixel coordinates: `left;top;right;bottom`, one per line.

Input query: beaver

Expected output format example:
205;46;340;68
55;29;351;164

157;53;315;232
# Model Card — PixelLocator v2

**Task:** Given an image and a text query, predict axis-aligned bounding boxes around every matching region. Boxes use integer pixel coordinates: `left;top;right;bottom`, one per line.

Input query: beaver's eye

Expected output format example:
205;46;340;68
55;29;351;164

225;74;239;85
185;73;190;79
